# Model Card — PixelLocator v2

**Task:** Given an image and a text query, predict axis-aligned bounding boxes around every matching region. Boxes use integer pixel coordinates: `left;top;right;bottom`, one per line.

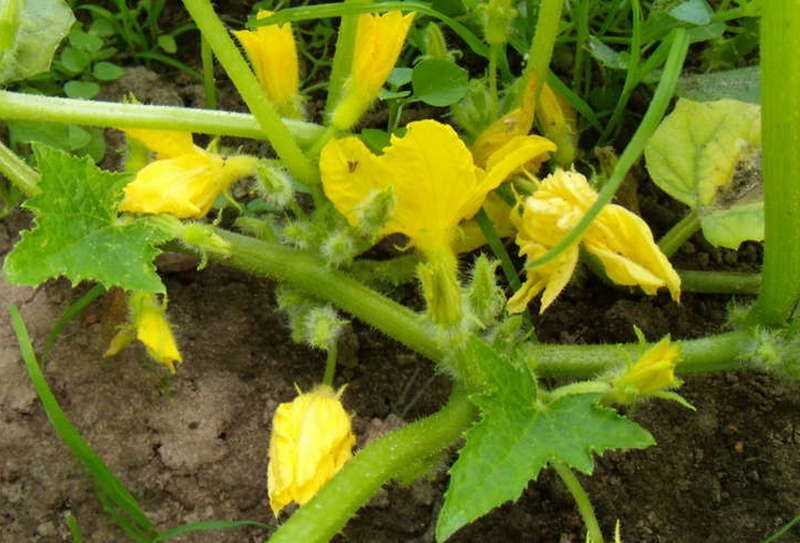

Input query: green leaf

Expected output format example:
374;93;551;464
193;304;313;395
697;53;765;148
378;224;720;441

0;0;75;84
587;37;629;70
645;99;763;249
157;34;177;54
88;17;115;37
435;339;654;542
3;145;170;293
677;66;760;104
8;120;106;162
412;58;468;107
700;201;763;250
59;45;91;74
668;0;712;25
68;27;104;53
387;67;413;88
64;80;100;99
92;61;124;81
360;128;391;153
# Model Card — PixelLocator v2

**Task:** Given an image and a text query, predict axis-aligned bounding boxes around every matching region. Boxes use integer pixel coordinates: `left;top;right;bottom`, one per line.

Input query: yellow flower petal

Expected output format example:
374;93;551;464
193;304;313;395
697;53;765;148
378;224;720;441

471;107;535;167
119;153;257;219
584;204;681;302
507;169;680;312
132;293;182;373
507;241;579;314
124;128;196;159
235;10;302;118
267;385;356;515
331;11;414;129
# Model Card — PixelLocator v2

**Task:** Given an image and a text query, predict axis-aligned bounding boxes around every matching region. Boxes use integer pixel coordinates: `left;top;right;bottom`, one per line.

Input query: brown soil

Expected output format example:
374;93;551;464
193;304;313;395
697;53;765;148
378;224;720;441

2;6;799;542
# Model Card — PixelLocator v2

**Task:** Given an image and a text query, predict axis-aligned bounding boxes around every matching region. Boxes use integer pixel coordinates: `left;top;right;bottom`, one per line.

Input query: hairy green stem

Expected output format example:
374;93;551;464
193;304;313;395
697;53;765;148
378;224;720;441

324;0;370;118
523;0;565;105
0;138;40;197
322;343;338;387
749;0;800;326
267;387;477;543
658;209;701;257
181;0;317;184
552;461;604;543
525;29;689;271
213;230;756;379
0;91;324;146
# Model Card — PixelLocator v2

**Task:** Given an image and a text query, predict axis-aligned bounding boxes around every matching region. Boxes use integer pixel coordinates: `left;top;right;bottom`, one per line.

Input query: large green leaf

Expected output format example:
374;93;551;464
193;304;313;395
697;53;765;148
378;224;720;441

0;0;75;85
3;145;170;292
644;98;763;249
435;339;654;542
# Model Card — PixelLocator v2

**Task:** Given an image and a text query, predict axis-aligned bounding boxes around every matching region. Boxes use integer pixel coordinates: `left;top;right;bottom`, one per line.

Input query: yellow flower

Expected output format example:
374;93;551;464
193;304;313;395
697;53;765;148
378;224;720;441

507;169;681;313
454;192;515;254
320;120;555;323
471;76;577;167
235;10;303;118
268;384;356;516
120;129;257;219
105;292;182;373
610;336;681;404
331;11;415;130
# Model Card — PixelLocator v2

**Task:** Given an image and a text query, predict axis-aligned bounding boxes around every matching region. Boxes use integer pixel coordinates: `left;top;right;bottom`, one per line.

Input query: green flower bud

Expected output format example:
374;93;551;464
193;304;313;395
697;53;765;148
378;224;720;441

452;79;497;139
281;219;314;249
321;229;357;268
304;306;347;350
417;249;463;326
276;285;316;344
354;186;395;241
480;0;517;46
465;255;505;327
256;160;295;209
423;22;449;60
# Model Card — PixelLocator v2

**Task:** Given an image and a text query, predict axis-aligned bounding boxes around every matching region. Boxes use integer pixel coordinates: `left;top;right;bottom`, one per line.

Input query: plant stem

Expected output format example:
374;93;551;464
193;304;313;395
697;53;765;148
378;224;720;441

324;0;369;118
212;230;756;379
488;43;500;106
571;0;590;92
476;208;522;290
200;36;218;110
678;270;760;294
522;0;565;105
749;0;800;326
658;209;701;257
0;91;324;146
181;0;317;185
267;386;477;543
552;461;604;543
525;29;689;271
322;342;338;387
0;138;40;197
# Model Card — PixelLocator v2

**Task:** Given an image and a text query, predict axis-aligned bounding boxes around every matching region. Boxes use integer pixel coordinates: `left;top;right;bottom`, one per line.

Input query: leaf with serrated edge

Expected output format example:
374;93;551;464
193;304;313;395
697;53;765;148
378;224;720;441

3;145;170;293
436;339;654;542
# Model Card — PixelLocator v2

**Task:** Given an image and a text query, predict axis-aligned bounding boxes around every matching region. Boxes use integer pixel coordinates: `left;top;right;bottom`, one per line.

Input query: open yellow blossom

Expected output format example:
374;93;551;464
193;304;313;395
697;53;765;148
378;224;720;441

331;11;415;130
507;169;681;313
235;10;302;118
120;129;257;219
104;292;182;373
610;336;682;404
321;119;555;323
268;384;356;515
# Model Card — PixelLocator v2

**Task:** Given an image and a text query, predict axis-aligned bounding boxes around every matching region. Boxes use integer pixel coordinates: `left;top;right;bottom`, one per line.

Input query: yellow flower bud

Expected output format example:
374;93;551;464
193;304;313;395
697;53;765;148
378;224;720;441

508;169;681;313
331;11;415;130
117;128;258;219
268;384;356;515
235;10;303;119
105;292;182;373
610;336;682;404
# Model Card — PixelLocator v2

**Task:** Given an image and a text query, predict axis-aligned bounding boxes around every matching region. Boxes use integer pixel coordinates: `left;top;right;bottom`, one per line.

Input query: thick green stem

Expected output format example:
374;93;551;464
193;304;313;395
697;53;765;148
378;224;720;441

749;0;800;326
658;209;701;257
181;0;317;184
267;387;477;543
0;138;40;197
0;91;324;145
678;270;760;295
526;29;689;271
552;461;603;543
522;0;565;105
324;0;370;118
213;230;756;379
